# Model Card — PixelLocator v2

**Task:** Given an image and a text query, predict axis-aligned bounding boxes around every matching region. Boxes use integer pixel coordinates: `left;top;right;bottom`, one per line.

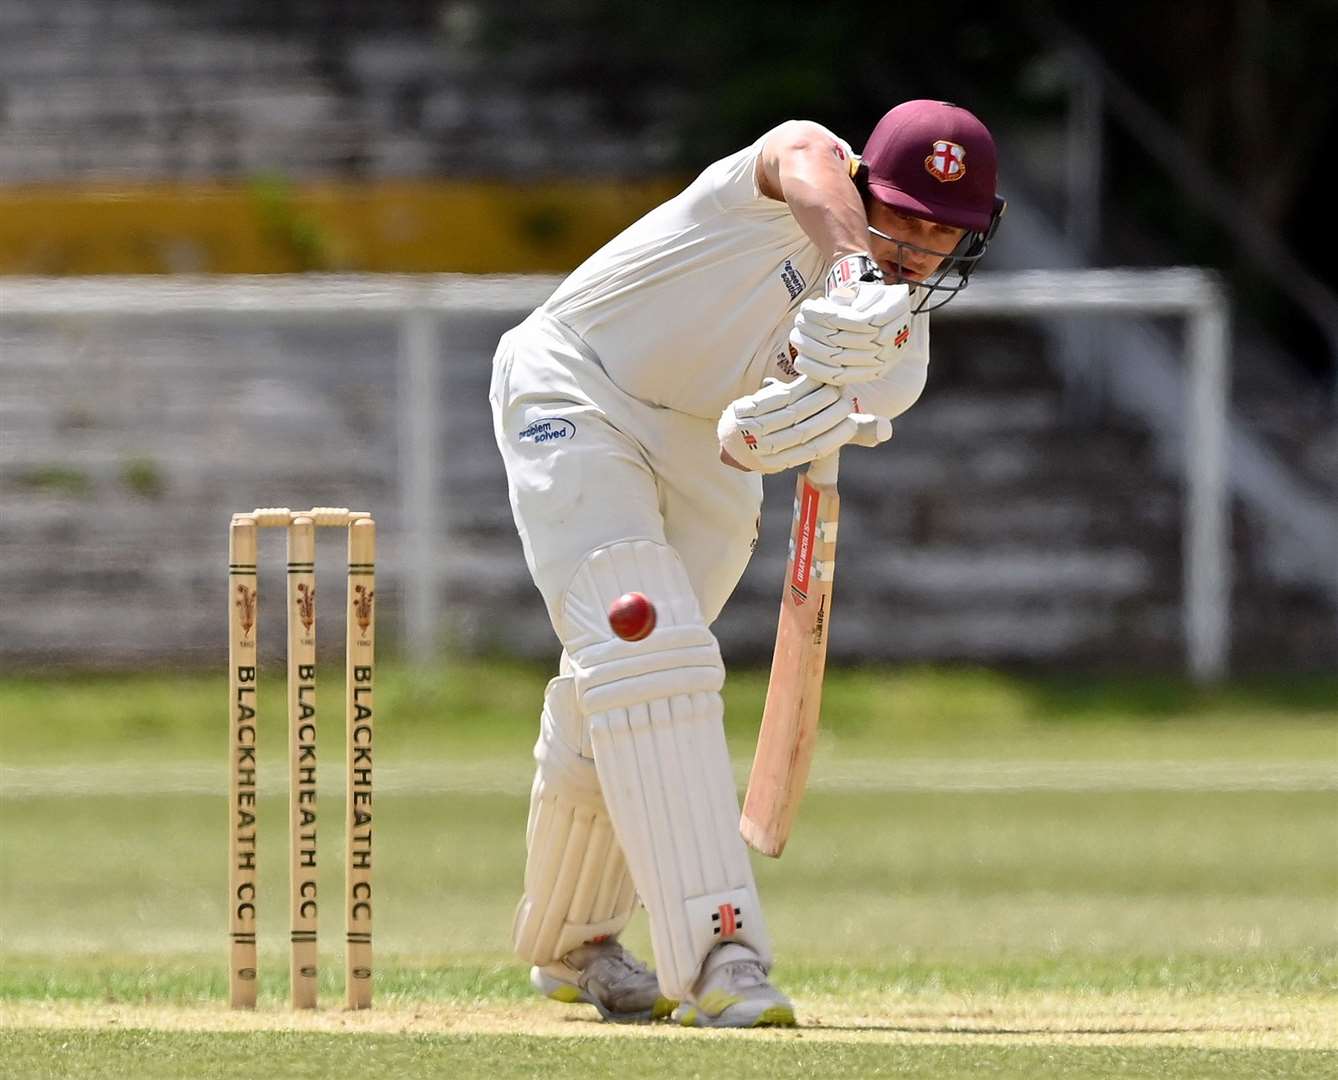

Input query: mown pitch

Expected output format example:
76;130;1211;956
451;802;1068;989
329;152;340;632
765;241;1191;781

2;663;1335;1078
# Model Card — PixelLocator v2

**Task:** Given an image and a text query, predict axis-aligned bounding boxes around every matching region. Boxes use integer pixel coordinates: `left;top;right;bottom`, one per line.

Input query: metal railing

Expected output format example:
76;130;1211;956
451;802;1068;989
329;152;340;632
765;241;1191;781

0;269;1233;679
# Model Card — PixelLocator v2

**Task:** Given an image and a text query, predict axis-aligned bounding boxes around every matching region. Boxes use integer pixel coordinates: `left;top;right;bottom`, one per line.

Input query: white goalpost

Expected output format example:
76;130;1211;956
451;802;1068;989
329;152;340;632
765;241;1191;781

0;269;1230;680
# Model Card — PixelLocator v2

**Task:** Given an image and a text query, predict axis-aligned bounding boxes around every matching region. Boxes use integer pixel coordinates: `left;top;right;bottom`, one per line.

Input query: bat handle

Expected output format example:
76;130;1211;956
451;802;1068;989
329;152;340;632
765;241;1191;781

807;450;840;486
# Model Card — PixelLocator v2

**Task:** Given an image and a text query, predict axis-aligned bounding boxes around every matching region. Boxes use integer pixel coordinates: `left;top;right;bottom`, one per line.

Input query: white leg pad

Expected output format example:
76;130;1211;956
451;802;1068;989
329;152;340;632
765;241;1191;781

561;540;772;1000
513;675;639;965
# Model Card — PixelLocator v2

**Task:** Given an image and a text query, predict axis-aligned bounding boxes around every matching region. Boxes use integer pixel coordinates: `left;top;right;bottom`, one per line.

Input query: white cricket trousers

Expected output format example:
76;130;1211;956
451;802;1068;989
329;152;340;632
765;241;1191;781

489;309;763;627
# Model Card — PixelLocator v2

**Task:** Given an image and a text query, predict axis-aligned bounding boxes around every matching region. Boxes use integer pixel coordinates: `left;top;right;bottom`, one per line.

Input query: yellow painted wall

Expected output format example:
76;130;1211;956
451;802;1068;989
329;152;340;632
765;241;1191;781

0;179;685;275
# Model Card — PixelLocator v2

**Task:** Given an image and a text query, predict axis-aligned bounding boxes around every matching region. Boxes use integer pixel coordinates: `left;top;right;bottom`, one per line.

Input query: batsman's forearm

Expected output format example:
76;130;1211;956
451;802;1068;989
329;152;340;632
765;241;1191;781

778;150;870;263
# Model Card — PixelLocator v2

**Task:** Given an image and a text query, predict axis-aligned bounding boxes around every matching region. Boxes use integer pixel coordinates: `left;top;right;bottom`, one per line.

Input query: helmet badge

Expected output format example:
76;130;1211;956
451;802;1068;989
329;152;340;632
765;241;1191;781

924;140;966;183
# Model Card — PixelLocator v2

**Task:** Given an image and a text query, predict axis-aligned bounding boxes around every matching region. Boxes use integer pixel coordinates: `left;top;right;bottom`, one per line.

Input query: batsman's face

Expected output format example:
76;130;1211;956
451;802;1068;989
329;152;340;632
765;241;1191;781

865;203;967;284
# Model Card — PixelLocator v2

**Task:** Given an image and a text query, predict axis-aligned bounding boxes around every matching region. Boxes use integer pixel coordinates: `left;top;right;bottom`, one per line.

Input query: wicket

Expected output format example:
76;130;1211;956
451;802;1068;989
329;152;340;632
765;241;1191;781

228;507;376;1010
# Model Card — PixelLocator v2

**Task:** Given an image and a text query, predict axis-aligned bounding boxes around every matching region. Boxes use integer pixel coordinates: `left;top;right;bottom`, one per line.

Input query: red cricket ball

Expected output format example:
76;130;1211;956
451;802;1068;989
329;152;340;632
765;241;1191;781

607;591;657;641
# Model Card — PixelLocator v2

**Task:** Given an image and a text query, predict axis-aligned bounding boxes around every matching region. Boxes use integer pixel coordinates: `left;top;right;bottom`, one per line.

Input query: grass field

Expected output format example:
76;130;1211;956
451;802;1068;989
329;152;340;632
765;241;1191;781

2;662;1335;1078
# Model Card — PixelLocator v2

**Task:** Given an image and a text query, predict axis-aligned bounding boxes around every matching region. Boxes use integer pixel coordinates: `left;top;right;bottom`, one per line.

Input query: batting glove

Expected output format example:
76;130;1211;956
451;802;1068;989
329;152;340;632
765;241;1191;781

718;376;892;474
790;254;913;385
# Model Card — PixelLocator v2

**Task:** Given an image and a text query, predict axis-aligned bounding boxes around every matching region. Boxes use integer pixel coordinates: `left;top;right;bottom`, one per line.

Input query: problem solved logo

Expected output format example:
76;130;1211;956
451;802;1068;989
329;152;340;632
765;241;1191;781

518;417;576;445
779;259;807;300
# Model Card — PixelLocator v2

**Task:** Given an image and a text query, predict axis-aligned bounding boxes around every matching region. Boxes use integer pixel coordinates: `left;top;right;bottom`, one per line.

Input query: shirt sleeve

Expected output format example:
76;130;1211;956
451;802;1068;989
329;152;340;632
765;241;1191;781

703;123;857;214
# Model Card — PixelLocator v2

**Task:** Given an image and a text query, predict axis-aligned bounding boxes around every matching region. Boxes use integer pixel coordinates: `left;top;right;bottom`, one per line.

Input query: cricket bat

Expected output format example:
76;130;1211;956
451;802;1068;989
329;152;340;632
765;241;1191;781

740;450;840;857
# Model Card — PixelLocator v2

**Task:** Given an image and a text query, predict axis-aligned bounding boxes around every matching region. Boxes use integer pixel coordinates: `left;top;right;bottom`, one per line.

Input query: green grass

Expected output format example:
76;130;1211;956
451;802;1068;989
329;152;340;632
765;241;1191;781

2;661;1335;763
2;662;1335;1078
1;1030;1331;1080
2;950;1334;1006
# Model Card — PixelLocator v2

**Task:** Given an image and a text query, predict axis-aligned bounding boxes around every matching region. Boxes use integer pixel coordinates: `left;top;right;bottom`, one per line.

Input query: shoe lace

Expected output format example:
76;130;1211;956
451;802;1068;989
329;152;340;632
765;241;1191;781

715;957;769;990
581;943;648;991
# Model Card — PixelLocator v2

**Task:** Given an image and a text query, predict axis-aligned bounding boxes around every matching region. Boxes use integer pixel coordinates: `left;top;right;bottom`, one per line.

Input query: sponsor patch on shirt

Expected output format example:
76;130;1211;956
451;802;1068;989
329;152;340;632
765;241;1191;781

779;259;806;300
518;417;576;445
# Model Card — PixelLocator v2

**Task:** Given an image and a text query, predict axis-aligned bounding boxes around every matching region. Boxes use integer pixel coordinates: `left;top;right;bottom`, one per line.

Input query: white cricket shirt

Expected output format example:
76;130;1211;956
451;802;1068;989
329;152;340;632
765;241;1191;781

543;126;851;420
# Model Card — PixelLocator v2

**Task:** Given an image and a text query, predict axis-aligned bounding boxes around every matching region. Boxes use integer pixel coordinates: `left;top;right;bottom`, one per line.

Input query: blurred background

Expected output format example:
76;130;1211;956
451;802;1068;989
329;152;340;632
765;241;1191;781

1;0;1336;677
1;1;1335;1041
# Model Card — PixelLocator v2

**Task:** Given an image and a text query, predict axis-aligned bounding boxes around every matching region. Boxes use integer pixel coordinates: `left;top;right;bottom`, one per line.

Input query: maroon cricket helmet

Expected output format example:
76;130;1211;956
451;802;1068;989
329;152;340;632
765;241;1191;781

862;99;1000;232
859;99;1006;311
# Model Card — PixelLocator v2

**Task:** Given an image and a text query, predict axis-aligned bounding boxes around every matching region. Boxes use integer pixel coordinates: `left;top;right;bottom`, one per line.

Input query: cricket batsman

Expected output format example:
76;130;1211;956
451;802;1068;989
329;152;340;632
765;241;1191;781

489;100;1005;1027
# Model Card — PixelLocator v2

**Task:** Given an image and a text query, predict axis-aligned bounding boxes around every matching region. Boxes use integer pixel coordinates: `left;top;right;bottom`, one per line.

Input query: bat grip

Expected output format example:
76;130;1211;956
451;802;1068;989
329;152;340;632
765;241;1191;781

807;450;840;486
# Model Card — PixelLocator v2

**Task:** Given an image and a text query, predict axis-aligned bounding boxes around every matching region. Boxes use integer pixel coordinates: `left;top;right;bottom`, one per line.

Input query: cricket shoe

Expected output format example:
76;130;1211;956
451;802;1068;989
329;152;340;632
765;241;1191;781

673;942;796;1028
532;940;676;1023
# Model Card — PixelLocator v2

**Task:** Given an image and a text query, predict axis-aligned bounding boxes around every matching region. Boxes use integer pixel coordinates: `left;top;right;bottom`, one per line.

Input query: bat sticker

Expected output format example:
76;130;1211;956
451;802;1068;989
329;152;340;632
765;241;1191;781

789;481;820;604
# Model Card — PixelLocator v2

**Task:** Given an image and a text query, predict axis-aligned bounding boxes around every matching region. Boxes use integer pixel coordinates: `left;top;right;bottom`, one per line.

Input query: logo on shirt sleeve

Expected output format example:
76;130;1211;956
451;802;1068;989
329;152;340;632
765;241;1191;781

518;417;576;445
779;259;807;300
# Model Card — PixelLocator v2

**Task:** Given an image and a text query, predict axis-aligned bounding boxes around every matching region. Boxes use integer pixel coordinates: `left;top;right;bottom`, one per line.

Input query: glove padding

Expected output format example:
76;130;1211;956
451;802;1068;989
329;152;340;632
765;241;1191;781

790;283;913;386
718;376;893;474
